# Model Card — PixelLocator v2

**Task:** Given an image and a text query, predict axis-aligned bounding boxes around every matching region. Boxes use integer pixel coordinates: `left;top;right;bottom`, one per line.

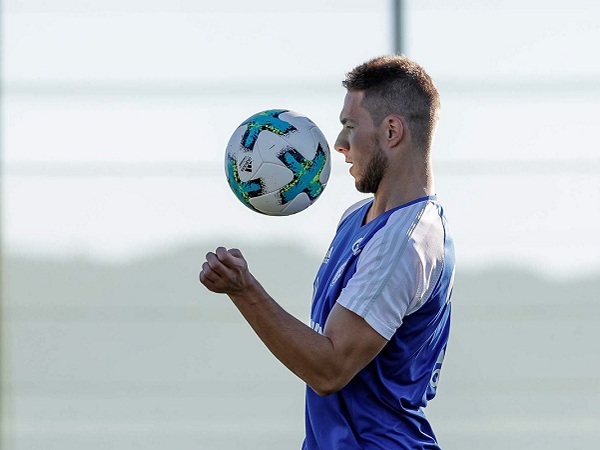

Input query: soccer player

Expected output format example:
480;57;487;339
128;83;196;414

200;55;455;449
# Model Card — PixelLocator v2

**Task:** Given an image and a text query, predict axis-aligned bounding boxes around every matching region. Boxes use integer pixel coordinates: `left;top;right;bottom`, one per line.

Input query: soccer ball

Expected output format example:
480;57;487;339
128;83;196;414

225;109;331;216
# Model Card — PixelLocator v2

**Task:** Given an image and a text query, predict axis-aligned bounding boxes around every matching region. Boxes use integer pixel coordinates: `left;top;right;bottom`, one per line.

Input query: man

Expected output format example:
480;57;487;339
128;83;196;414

200;55;455;449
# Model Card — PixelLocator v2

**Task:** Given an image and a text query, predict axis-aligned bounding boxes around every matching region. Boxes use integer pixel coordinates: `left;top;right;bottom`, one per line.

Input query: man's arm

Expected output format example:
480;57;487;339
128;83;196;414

200;247;387;396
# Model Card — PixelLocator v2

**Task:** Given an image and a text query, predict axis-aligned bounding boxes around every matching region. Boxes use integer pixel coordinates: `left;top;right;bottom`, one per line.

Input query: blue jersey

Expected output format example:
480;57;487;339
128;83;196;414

303;195;455;450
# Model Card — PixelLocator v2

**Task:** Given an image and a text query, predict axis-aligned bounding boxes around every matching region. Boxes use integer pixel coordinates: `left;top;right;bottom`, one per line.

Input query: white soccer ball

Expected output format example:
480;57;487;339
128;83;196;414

225;109;331;216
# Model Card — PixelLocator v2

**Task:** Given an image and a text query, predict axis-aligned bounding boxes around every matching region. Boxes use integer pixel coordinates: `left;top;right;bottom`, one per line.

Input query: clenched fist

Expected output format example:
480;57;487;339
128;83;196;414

199;247;255;295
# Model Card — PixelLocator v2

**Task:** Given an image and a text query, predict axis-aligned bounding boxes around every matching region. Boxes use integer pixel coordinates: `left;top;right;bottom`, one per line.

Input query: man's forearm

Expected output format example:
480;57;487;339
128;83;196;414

199;246;381;395
228;280;340;395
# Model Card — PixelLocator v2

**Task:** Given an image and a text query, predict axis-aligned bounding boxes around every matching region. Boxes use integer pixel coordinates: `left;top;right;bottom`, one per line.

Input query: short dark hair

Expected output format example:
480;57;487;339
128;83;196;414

342;55;441;153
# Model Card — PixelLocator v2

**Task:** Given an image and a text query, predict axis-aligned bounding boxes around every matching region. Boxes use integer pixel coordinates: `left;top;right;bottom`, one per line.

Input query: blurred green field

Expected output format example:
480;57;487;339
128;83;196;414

3;245;599;449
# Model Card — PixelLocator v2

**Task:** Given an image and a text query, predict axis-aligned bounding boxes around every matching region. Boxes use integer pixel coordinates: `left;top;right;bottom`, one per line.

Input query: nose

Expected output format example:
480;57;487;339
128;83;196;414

334;133;349;154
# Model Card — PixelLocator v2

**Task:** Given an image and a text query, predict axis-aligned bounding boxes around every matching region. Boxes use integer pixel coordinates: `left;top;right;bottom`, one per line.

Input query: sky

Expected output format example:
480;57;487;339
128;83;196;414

3;0;600;277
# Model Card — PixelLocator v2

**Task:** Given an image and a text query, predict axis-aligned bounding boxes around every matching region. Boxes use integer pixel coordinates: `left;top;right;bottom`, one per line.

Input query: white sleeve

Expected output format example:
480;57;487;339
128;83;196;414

336;202;445;340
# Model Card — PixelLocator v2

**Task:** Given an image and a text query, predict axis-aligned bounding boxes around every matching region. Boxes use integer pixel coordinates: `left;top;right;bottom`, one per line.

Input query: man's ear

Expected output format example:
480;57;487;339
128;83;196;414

384;115;404;147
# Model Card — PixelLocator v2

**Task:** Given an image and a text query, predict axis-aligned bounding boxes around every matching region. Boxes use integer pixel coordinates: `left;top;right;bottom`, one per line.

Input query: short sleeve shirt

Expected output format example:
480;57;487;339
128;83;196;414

304;195;455;450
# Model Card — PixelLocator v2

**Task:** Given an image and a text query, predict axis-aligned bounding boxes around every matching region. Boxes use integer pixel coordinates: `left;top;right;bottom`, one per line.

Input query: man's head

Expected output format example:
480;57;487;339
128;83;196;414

342;55;440;155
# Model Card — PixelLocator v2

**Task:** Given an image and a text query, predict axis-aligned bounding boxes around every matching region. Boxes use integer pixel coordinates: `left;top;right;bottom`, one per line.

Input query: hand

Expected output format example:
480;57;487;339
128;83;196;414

199;247;253;295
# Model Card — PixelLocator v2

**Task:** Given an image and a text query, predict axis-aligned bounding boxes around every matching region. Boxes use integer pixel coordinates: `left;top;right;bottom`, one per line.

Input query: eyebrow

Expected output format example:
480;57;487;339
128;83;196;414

340;117;352;125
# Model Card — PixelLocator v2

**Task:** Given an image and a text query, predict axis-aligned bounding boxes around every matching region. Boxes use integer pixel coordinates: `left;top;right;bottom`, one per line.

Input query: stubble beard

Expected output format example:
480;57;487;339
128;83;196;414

356;141;389;194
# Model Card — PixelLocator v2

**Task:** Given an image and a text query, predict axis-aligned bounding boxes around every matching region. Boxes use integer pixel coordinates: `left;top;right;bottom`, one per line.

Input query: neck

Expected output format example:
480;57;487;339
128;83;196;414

365;160;434;224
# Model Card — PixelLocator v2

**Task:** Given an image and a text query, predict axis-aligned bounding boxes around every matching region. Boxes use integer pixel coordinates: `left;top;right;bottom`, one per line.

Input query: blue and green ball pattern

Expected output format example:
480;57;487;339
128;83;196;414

225;109;329;215
240;109;297;151
225;157;264;212
277;145;327;205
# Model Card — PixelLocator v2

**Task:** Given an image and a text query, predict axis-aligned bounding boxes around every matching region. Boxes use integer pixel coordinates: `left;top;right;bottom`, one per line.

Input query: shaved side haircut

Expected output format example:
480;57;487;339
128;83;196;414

342;55;441;154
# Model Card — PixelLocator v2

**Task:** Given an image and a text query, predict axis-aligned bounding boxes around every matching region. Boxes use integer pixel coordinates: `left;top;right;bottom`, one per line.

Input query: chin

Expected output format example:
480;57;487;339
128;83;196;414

355;181;368;194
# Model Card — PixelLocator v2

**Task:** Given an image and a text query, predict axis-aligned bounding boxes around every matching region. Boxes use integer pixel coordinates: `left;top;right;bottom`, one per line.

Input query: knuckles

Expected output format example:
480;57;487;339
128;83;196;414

199;247;251;293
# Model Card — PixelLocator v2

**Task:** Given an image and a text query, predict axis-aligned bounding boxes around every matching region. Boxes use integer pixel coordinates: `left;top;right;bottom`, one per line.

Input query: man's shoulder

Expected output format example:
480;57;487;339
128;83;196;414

338;197;373;225
385;198;444;233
